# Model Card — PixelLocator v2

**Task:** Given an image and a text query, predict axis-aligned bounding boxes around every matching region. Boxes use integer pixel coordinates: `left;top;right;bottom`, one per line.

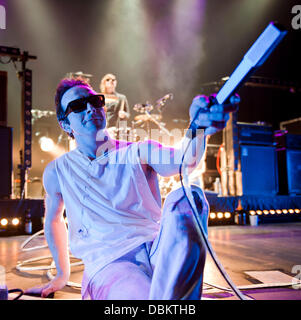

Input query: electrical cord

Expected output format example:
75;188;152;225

0;287;24;300
8;289;24;300
179;110;252;301
16;229;83;289
203;280;297;293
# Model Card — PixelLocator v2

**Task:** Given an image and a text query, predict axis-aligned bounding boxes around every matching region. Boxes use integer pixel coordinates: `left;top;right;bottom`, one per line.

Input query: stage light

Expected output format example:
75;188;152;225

0;218;8;226
282;209;288;214
249;210;256;215
210;212;216;219
289;209;294;214
224;212;231;219
12;218;20;226
39;136;54;152
217;212;223;219
256;210;262;215
276;209;282;214
263;210;269;215
295;209;300;214
270;210;275;215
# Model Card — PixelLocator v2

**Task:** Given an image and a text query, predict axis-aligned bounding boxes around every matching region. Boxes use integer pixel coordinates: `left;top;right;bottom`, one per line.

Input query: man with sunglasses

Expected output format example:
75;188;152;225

25;78;239;300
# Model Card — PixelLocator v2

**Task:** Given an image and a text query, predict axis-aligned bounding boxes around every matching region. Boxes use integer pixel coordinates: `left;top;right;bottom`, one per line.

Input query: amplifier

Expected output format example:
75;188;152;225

284;134;301;150
0;126;13;199
0;71;7;126
274;131;301;150
240;145;278;195
237;122;273;146
286;149;301;194
277;148;301;195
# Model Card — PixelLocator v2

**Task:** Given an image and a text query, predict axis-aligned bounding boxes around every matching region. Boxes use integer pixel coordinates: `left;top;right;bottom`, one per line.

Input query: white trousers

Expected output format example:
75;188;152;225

85;185;209;300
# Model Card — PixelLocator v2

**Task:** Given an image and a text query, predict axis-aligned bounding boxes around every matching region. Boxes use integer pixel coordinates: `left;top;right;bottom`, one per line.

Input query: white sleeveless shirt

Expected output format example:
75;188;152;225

54;142;161;284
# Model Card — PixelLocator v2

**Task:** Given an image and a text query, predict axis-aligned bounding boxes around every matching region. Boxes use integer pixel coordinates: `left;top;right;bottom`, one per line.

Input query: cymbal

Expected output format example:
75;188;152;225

134;114;162;122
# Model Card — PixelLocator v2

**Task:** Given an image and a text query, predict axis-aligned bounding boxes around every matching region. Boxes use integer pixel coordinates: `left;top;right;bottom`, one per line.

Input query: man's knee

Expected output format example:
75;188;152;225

163;185;209;233
90;261;151;300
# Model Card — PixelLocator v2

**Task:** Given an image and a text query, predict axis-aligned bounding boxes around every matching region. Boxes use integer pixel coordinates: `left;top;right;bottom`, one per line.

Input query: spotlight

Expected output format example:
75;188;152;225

12;218;20;226
249;210;256;216
0;218;8;227
39;136;54;152
263;210;269;215
282;209;288;214
295;209;300;214
269;210;276;215
289;209;294;214
210;212;216;219
276;209;282;214
217;212;223;219
224;212;231;219
256;210;262;215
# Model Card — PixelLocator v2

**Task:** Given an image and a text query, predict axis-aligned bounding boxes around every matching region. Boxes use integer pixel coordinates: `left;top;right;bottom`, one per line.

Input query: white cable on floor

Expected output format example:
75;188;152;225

203;281;298;293
20;229;48;252
17;228;83;289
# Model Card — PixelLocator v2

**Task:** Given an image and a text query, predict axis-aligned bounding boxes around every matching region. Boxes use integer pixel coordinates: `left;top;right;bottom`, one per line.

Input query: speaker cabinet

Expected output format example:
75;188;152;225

0;71;7;126
0;126;13;199
286;149;301;195
240;145;278;195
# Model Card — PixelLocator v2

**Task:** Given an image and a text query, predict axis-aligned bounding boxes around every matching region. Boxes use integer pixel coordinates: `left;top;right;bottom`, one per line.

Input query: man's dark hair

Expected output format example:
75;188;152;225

55;78;93;138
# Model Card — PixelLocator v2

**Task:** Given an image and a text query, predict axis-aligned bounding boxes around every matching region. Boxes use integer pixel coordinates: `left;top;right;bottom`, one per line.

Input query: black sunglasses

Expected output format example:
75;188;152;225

63;94;105;119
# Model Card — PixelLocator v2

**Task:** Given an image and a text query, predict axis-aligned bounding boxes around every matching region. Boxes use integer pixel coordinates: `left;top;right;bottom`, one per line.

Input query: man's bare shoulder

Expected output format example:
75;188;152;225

43;160;61;195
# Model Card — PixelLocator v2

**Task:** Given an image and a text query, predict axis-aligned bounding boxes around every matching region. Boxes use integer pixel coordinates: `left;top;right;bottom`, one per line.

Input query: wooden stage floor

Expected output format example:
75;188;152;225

1;222;301;300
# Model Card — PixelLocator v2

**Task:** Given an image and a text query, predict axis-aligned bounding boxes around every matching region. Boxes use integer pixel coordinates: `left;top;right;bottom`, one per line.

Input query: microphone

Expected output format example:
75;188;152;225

216;22;287;104
187;22;287;137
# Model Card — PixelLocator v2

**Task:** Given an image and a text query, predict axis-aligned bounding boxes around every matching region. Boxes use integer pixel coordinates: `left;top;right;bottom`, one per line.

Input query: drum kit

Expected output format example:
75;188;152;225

110;93;186;199
110;93;175;142
132;93;174;139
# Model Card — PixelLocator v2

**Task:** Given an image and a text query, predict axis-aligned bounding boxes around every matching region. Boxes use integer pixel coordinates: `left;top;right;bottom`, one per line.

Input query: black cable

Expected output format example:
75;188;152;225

178;111;249;301
8;288;24;300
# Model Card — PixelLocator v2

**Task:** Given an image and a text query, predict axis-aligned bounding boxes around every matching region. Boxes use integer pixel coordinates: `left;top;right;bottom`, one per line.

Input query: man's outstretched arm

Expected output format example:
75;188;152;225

138;94;239;177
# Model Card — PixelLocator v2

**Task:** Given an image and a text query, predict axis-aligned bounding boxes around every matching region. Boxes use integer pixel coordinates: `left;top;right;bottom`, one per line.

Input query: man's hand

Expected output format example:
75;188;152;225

25;274;68;298
189;94;240;136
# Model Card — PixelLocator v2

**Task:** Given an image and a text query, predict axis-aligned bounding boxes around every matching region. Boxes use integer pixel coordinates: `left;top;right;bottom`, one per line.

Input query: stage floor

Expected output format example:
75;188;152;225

1;222;301;300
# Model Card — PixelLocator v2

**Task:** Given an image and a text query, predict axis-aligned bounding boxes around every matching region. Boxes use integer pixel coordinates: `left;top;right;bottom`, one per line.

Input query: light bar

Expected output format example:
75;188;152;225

248;209;301;216
0;218;8;227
